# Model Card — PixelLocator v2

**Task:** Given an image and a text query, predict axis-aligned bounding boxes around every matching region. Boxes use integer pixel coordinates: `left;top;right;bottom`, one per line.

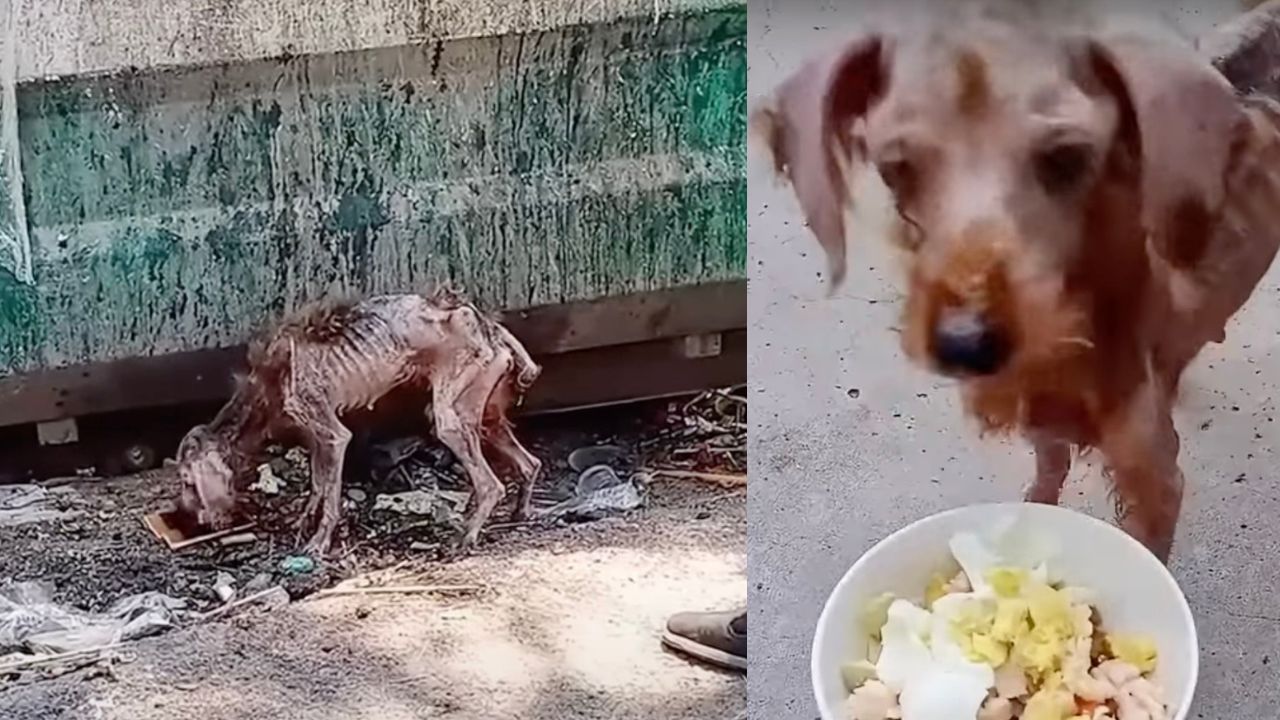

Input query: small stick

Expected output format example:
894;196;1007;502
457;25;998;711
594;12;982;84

197;586;290;623
309;584;483;600
483;520;537;533
0;642;126;674
644;468;747;488
713;389;748;405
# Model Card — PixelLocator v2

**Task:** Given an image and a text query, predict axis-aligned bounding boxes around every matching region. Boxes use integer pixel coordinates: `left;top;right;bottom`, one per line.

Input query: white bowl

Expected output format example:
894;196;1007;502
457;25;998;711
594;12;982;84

811;502;1198;720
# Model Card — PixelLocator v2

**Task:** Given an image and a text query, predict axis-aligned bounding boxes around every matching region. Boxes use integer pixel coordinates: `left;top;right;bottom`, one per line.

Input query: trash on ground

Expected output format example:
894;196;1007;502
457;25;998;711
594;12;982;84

0;485;82;528
279;556;316;576
250;464;285;495
0;581;189;659
373;489;466;523
567;444;627;473
641;387;747;476
143;510;255;551
542;465;646;522
243;573;275;595
197;586;289;624
213;573;236;604
218;531;258;547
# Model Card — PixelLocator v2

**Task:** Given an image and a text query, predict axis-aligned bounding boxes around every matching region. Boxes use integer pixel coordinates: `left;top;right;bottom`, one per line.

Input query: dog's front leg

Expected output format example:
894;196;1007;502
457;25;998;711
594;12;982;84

1025;436;1071;505
1101;382;1184;563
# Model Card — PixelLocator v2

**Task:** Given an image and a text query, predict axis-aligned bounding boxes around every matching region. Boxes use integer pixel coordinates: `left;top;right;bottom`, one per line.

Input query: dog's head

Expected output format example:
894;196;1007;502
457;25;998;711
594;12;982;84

169;424;239;529
756;12;1246;381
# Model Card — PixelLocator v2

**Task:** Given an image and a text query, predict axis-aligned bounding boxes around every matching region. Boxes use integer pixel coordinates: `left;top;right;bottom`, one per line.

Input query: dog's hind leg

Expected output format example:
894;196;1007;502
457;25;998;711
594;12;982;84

432;355;511;547
482;388;543;522
1025;436;1071;505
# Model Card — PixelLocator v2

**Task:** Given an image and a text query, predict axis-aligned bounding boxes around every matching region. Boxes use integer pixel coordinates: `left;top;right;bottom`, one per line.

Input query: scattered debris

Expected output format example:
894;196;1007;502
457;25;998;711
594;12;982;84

196;587;289;624
279;556;316;576
567;444;627;473
543;465;646;521
0;392;748;690
213;573;236;604
243;573;275;595
641;387;747;475
0;640;129;677
250;464;285;495
373;489;466;524
218;531;258;547
370;437;433;485
0;485;81;528
0;581;189;661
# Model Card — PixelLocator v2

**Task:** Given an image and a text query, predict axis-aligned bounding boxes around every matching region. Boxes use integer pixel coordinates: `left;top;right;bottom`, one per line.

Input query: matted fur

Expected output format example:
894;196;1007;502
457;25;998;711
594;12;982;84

756;2;1280;561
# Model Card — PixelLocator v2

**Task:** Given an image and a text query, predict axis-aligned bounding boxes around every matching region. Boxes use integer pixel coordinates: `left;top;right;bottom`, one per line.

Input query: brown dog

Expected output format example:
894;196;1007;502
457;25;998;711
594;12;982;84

171;291;542;555
755;6;1280;561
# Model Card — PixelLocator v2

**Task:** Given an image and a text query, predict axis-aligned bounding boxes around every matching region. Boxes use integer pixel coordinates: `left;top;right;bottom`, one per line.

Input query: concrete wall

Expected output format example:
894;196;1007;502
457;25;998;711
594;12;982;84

1;3;747;374
15;0;737;80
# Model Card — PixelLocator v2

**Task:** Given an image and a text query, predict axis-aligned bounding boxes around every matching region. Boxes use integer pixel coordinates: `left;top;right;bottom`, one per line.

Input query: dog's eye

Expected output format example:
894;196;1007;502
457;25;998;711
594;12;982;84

877;158;918;200
1034;143;1093;194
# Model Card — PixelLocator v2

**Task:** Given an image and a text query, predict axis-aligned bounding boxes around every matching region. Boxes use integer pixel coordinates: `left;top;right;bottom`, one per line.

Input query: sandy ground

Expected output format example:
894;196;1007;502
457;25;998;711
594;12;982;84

0;403;746;719
3;487;745;720
749;2;1279;718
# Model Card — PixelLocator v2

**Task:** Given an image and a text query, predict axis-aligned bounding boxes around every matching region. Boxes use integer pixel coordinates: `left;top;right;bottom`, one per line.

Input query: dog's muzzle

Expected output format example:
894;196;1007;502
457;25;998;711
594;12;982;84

930;308;1010;376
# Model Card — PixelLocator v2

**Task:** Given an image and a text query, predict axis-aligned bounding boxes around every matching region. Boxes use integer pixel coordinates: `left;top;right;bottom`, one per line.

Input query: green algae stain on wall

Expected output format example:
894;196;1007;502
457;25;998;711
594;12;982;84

0;267;40;368
3;4;746;374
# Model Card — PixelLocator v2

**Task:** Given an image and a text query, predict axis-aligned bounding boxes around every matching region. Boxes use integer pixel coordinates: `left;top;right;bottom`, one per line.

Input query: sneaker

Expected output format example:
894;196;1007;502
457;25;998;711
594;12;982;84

661;608;747;672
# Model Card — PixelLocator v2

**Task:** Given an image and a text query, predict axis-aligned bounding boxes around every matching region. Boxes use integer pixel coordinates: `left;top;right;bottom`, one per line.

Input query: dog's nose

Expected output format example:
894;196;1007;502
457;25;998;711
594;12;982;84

931;310;1008;375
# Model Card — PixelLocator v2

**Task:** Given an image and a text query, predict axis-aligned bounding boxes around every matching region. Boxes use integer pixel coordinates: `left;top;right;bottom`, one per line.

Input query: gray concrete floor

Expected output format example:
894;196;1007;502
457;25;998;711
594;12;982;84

747;1;1280;718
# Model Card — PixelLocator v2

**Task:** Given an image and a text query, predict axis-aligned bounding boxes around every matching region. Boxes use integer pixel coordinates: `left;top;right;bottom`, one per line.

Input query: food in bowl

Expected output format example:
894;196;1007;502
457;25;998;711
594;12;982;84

840;518;1170;720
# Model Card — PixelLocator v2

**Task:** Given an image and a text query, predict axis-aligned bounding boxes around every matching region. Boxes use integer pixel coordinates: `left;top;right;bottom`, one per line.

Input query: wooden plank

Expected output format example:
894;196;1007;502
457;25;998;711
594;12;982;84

521;328;747;415
0;329;746;482
501;280;745;354
0;281;744;428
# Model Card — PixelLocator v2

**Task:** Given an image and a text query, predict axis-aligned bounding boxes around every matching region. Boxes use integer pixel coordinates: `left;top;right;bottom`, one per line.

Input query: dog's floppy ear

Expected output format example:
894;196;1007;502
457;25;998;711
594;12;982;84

753;36;891;288
1085;34;1248;269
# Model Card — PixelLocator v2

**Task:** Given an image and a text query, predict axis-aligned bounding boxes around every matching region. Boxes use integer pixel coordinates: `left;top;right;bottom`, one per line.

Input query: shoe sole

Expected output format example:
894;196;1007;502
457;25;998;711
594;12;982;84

661;630;748;672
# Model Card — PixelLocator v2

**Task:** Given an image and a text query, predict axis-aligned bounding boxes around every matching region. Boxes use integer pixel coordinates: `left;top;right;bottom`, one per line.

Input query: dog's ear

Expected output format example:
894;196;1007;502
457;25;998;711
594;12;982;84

752;35;891;288
1085;35;1248;269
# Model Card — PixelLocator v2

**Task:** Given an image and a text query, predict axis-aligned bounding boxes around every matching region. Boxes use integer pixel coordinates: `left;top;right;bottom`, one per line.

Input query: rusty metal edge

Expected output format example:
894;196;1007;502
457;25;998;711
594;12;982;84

0;280;745;428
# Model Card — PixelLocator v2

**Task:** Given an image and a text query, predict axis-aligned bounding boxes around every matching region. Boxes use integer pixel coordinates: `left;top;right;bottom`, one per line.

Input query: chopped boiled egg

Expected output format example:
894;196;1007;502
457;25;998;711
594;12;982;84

842;511;1169;720
1106;634;1158;674
875;600;934;693
898;666;991;720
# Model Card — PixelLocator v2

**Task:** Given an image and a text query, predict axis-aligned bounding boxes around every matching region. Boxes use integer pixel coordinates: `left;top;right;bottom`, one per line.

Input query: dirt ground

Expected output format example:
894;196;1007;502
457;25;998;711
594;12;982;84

0;396;746;719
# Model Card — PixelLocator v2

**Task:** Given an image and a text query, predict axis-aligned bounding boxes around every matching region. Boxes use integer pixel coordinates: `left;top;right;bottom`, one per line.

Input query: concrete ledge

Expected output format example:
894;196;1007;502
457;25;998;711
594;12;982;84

1200;0;1280;95
15;0;741;82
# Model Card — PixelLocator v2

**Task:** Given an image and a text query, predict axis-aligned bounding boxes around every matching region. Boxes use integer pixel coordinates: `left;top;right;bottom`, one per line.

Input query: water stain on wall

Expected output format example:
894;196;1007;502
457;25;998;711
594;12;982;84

2;6;746;374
